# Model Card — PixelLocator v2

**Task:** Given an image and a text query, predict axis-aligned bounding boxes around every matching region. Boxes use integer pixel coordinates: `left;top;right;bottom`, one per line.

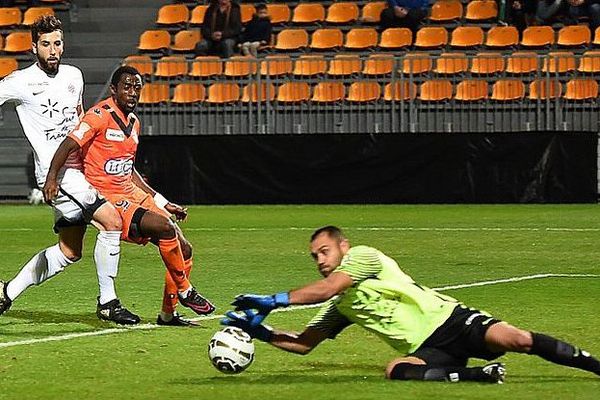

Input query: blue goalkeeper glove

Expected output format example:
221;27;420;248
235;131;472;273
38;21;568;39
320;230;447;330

220;310;273;342
231;292;290;317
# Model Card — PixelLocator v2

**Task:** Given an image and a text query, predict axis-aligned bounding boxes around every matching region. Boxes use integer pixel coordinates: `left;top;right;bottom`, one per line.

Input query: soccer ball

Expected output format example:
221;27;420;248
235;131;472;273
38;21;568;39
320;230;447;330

208;327;255;374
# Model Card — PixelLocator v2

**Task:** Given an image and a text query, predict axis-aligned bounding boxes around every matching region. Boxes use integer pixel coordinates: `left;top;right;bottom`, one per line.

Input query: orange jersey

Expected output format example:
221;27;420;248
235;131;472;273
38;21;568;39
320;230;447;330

68;97;141;197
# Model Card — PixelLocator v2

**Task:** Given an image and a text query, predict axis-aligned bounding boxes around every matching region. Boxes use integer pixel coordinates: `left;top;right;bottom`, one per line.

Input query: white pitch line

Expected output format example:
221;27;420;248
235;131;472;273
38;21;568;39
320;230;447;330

0;273;599;350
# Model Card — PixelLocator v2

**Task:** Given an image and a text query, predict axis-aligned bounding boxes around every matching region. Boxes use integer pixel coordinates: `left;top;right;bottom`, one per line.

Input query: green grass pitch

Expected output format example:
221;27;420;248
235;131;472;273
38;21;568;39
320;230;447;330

0;204;599;399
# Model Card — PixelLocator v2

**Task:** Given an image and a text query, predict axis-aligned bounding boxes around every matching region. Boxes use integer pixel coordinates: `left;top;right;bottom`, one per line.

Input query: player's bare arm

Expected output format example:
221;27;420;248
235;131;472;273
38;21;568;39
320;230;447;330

269;327;329;355
42;137;81;203
288;271;353;305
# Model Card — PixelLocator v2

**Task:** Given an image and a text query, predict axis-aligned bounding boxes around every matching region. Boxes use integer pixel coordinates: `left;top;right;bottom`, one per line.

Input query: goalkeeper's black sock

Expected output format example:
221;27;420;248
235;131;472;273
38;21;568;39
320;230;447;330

529;332;600;375
388;363;497;383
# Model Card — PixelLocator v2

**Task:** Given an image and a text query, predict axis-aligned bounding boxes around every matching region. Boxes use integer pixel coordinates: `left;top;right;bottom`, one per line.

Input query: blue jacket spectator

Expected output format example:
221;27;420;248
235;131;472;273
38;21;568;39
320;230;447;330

381;0;430;32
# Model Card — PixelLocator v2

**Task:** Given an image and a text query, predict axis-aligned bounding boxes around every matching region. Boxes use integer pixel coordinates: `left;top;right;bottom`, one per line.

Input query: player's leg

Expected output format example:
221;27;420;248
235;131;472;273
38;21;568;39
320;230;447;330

485;322;600;376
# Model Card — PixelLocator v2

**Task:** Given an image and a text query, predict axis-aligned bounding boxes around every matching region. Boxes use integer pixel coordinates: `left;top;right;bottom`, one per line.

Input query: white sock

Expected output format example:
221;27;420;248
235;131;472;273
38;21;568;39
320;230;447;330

6;244;73;301
94;231;121;305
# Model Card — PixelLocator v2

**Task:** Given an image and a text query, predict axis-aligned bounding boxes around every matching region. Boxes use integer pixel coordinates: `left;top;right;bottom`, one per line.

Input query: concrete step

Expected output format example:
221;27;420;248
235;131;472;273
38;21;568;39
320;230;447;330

63;57;122;84
68;7;158;33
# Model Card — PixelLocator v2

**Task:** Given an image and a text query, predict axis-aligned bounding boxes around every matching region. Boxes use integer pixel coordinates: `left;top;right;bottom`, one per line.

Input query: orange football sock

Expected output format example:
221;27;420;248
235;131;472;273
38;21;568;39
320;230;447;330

158;237;190;293
161;257;193;314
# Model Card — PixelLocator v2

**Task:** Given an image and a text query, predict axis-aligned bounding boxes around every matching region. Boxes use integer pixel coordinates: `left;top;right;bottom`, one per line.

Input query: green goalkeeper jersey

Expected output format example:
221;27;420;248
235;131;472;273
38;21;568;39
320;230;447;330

307;245;459;354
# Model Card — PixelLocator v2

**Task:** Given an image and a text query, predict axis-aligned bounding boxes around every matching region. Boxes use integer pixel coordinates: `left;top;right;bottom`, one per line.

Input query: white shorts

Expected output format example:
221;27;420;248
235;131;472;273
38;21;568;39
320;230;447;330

45;168;106;232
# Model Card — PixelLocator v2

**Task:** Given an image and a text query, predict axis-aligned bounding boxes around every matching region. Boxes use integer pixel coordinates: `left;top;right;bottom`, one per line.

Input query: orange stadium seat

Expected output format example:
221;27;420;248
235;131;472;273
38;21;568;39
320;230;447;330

465;0;498;21
0;57;18;78
260;55;293;76
528;79;561;100
401;53;433;75
190;5;208;25
542;52;576;74
311;81;345;102
485;26;519;48
0;7;21;27
578;50;600;73
326;2;359;24
139;83;170;104
310;28;343;50
450;26;484;48
470;52;505;74
429;1;463;23
277;82;311;103
266;4;290;24
419;80;453;101
241;4;255;24
347;82;381;102
171;82;205;104
224;56;258;77
361;2;386;23
241;82;276;103
491;80;525;101
379;27;412;49
170;30;201;52
293;55;327;76
189;56;223;77
363;53;394;76
594;27;600;45
383;81;417;101
123;55;153;76
521;26;554;47
414;27;448;49
434;52;468;75
455;80;488;101
22;7;54;26
564;79;598;100
506;52;539;74
345;27;378;50
327;54;362;76
275;29;308;51
3;31;32;53
292;3;325;24
557;25;591;47
138;30;171;52
154;55;188;78
206;82;240;104
156;4;189;25
0;35;3;51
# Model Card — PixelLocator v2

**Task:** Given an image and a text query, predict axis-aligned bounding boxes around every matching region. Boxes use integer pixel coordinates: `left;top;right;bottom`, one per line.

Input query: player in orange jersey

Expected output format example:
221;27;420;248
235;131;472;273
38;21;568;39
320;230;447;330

43;66;214;324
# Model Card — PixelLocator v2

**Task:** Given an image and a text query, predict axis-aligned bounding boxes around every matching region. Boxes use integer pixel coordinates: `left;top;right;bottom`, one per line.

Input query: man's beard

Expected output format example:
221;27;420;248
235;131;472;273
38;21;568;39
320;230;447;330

38;57;60;75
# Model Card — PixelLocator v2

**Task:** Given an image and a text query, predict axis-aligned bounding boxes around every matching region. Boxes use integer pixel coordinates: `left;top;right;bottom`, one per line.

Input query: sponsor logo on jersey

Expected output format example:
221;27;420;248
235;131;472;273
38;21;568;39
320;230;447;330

68;83;76;94
104;158;134;176
106;128;125;142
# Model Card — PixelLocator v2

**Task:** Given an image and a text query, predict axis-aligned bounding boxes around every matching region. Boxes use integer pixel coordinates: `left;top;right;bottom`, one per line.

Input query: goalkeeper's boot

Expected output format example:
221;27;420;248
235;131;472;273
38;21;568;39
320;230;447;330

157;312;199;326
178;287;215;316
482;362;506;384
96;298;141;325
0;280;12;316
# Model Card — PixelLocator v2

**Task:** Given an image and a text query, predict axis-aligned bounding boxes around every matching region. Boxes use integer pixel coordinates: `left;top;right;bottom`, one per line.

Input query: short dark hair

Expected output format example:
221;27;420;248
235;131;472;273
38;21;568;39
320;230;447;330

31;15;62;43
310;225;345;242
110;66;141;87
255;3;267;11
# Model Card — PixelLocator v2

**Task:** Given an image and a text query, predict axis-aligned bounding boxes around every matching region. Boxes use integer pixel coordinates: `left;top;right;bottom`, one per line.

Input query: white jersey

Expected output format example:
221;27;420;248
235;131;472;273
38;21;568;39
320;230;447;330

0;62;84;186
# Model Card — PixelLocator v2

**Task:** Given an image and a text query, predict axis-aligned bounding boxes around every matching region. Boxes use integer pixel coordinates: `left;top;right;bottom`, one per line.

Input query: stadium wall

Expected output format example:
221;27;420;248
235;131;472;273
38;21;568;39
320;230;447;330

136;133;597;204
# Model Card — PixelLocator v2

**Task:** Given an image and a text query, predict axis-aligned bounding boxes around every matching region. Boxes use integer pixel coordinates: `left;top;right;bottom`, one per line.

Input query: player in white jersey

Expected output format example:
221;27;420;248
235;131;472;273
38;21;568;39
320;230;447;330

0;15;139;325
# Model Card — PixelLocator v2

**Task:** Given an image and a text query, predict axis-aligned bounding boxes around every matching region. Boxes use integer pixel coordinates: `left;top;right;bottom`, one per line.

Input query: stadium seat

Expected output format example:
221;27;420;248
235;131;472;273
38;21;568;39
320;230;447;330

311;81;345;102
0;57;17;78
293;55;327;76
123;55;153;76
326;2;359;24
379;27;412;49
433;52;468;75
189;56;223;77
260;54;292;76
563;79;598;100
362;53;394;76
383;81;417;101
578;50;600;73
485;26;519;48
241;82;276;103
361;2;386;23
470;52;505;74
240;4;255;24
190;5;208;25
345;28;378;50
266;4;290;25
138;30;171;52
0;7;21;27
429;1;463;23
171;82;205;104
557;25;591;47
528;79;561;100
310;28;343;50
419;80;453;101
170;30;201;52
21;7;54;26
450;26;484;48
491;80;525;101
347;82;381;102
206;82;240;104
154;55;188;78
224;55;258;77
3;31;32;53
414;27;448;49
506;52;539;74
156;4;189;25
594;26;600;46
327;54;362;76
521;26;554;47
275;29;308;51
455;80;488;101
400;53;433;75
542;52;576;74
292;3;325;24
139;83;170;104
276;82;311;103
465;0;498;21
0;35;3;51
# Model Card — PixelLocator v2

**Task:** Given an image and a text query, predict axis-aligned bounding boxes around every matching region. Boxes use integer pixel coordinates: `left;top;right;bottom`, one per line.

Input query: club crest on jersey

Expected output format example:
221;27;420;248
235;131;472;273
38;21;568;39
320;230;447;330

68;83;76;94
106;128;125;142
104;158;134;176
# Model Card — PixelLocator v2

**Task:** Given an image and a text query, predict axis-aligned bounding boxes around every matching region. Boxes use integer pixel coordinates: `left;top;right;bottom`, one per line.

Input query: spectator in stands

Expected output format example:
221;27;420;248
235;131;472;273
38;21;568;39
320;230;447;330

566;0;600;31
534;0;566;25
380;0;430;33
505;1;538;32
238;3;272;57
195;0;242;59
0;0;39;5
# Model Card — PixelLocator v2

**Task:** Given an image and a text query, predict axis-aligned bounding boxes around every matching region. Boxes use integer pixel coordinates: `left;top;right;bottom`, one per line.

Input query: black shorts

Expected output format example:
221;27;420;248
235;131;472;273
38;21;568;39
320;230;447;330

408;305;506;367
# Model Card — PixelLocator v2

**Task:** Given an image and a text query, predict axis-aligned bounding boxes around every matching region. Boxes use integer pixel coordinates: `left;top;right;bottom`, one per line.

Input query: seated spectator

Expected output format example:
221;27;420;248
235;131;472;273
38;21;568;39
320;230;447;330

505;0;538;32
238;3;272;57
380;0;430;33
534;0;567;25
566;0;600;31
195;0;242;59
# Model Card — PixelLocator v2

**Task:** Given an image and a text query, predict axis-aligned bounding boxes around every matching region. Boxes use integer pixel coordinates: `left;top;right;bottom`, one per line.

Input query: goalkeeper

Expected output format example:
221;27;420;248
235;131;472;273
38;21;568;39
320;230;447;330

223;226;600;383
